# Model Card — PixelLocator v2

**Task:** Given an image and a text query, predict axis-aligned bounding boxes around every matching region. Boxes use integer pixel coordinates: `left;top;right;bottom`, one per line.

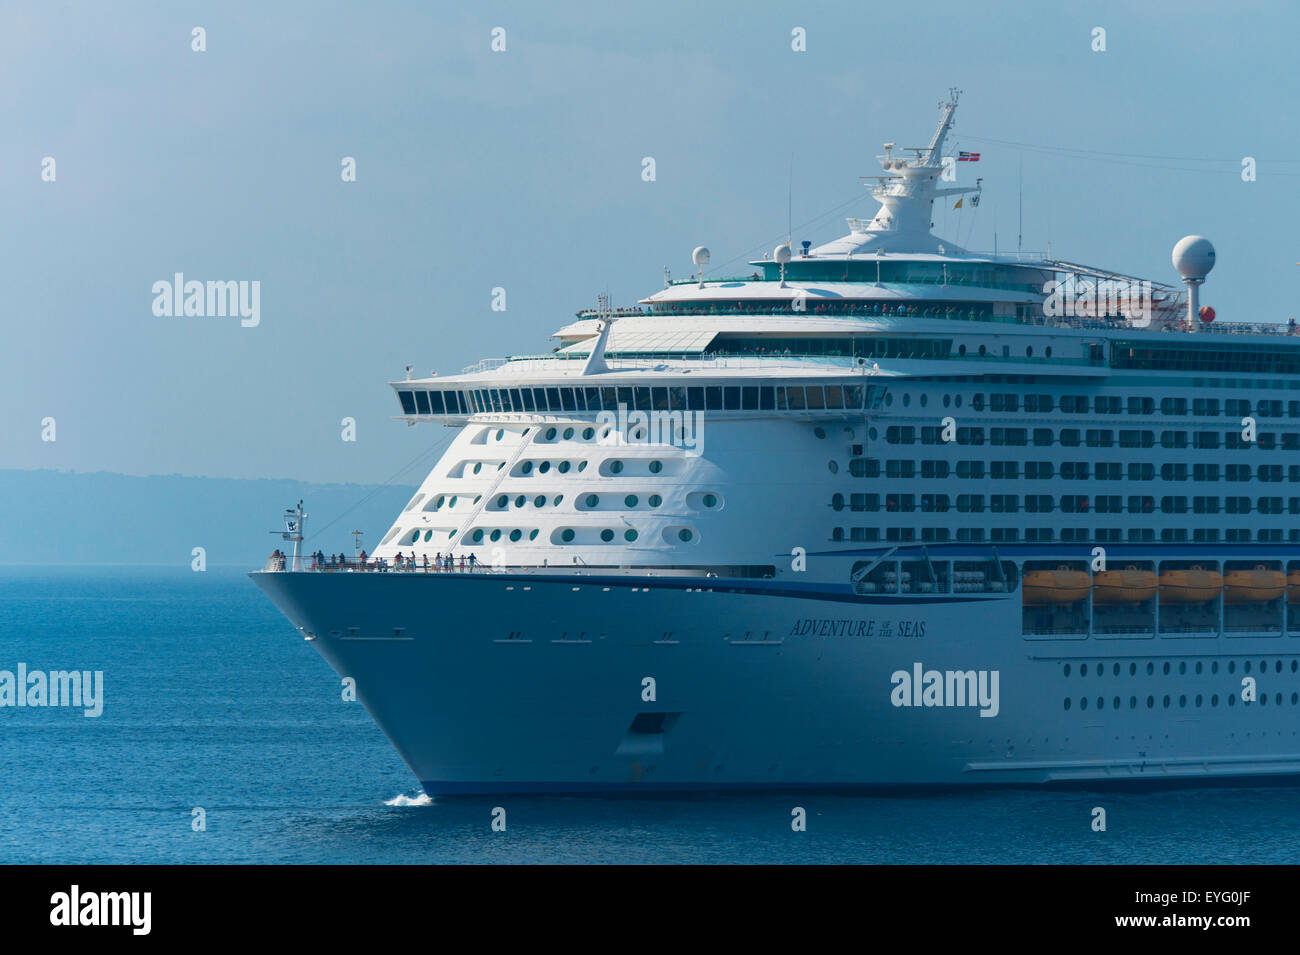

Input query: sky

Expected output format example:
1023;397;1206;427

4;0;1299;484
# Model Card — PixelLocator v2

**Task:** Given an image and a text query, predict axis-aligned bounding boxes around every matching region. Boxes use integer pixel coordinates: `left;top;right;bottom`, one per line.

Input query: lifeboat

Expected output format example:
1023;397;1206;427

1092;567;1157;605
1022;567;1091;606
1159;566;1223;604
1288;570;1300;598
1223;566;1286;605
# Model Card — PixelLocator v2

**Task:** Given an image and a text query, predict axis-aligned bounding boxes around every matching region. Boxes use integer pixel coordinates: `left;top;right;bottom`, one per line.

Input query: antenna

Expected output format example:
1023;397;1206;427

351;529;364;556
788;154;794;244
1017;154;1023;253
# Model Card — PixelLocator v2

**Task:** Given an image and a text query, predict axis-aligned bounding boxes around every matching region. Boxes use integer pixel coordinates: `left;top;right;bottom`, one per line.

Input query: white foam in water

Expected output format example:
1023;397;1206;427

385;792;434;807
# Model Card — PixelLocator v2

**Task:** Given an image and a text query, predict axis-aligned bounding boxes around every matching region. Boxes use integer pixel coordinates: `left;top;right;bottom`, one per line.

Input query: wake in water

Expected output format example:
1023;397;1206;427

385;792;434;807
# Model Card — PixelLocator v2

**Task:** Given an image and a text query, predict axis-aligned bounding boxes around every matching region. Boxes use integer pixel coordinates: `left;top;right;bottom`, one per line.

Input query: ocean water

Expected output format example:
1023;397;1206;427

2;566;1299;865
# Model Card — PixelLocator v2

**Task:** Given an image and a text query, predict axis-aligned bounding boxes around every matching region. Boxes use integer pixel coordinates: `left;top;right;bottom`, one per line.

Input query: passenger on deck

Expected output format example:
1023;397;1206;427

469;553;478;570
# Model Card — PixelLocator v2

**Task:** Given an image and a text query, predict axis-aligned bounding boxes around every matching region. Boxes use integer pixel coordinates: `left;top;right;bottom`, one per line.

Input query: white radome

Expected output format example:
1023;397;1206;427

1172;235;1216;280
773;244;792;265
692;246;710;267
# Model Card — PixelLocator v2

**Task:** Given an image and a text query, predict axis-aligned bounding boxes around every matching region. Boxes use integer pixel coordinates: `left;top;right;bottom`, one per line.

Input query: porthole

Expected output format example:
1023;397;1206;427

1080;697;1088;711
495;429;505;441
955;395;963;408
1244;661;1252;674
529;529;539;541
1146;662;1154;676
561;528;575;543
1045;346;1053;357
490;529;502;542
1228;694;1236;707
472;529;484;543
599;427;612;441
703;494;718;508
624;529;638;542
515;495;526;507
1113;663;1120;676
959;344;967;356
814;426;827;439
649;460;663;473
1178;661;1186;674
1026;346;1033;357
539;461;551;474
496;495;508;508
473;462;483;474
1080;663;1088;677
1112;696;1120;710
409;530;420;543
885;393;894;406
586;494;599;508
1129;696;1137;709
828;460;839;474
1063;663;1071;677
521;461;533;475
1064;698;1071;710
1211;694;1219;706
1195;661;1203;674
449;496;458;508
903;394;911;407
1146;696;1154;709
625;495;639;508
920;394;928;407
1178;695;1186;708
1129;663;1137;676
552;494;564;506
600;529;614;542
1162;695;1170;708
943;395;951;408
609;460;624;474
534;495;545;507
1228;661;1236;674
678;528;693;542
423;530;433;542
558;461;571;473
632;428;644;440
545;427;557;440
833;493;845;512
1162;662;1170;675
1195;694;1203;707
649;494;662;507
509;529;522;542
1212;661;1219;674
582;427;595;440
432;495;445;509
869;427;878;440
577;461;588;472
978;345;986;357
563;427;574;440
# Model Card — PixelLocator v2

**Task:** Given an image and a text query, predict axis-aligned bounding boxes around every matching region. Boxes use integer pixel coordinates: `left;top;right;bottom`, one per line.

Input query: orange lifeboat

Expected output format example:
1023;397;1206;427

1159;566;1223;604
1223;566;1286;605
1092;567;1157;605
1022;567;1091;606
1288;570;1300;598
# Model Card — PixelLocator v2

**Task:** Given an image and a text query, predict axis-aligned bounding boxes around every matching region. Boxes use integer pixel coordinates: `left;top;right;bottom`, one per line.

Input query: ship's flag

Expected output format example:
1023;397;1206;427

953;198;963;209
958;151;980;161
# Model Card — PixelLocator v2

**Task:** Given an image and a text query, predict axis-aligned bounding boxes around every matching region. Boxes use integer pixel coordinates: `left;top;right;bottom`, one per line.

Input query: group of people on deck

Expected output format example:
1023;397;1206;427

296;549;480;572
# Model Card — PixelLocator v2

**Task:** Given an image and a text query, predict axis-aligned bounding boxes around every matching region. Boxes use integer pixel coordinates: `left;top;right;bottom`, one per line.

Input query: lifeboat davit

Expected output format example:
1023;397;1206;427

1223;566;1286;605
1022;567;1091;606
1159;566;1223;604
1092;567;1157;605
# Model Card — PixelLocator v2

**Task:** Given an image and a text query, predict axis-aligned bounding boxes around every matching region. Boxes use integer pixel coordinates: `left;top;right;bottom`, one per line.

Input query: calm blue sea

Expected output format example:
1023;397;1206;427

2;566;1299;864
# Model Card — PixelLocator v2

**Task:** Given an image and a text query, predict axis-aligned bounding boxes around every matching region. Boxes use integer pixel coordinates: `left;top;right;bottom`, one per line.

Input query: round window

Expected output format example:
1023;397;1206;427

432;496;444;509
495;429;504;441
561;528;575;543
577;461;588;472
624;529;638;542
473;462;482;474
423;530;432;542
545;428;557;440
586;494;599;508
649;494;662;507
520;461;533;475
539;461;551;474
534;495;546;507
496;495;508;508
600;529;614;542
490;529;501;542
515;495;526;508
582;427;595;440
1045;346;1053;357
649;460;663;473
563;427;574;440
529;529;539;541
832;493;844;511
678;528;693;542
472;529;484;543
609;460;624;474
625;495;638;507
509;529;522;542
558;461;571;473
814;426;826;439
449;496;458;507
552;494;564;506
703;494;717;508
828;460;838;474
409;530;419;543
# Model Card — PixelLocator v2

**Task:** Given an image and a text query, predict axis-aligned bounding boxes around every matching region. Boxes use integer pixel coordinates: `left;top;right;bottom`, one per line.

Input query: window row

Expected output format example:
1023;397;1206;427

885;426;1300;450
849;459;1299;482
832;527;1298;543
831;493;1300;515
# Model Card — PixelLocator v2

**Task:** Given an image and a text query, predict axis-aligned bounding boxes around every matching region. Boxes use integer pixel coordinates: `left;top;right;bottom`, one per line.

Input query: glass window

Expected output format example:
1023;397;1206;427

414;391;431;414
724;387;740;410
398;391;417;414
706;386;723;410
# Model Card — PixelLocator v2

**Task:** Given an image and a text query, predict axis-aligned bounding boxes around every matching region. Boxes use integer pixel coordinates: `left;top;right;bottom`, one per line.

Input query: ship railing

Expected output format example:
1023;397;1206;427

461;357;510;374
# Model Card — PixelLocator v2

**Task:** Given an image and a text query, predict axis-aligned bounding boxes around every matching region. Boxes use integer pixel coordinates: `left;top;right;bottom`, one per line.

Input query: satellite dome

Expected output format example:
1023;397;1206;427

773;244;792;265
1172;235;1216;280
692;246;710;267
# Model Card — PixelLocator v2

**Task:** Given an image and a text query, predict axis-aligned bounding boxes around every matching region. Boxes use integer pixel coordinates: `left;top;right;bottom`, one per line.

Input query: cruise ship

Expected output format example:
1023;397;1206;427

254;93;1300;794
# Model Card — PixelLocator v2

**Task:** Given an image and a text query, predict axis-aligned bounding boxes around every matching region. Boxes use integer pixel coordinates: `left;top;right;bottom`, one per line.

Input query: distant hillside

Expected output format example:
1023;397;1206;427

0;470;417;566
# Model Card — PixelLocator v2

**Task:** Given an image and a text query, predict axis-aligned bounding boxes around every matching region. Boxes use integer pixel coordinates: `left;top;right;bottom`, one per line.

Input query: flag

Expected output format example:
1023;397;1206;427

953;198;963;209
970;194;980;207
958;151;980;162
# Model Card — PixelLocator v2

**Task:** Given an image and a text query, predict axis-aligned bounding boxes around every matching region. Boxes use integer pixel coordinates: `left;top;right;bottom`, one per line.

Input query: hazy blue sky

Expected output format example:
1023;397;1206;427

5;0;1298;483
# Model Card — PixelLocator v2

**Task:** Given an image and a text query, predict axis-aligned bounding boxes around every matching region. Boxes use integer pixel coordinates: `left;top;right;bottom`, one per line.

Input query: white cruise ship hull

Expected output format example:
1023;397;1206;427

253;567;1300;794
